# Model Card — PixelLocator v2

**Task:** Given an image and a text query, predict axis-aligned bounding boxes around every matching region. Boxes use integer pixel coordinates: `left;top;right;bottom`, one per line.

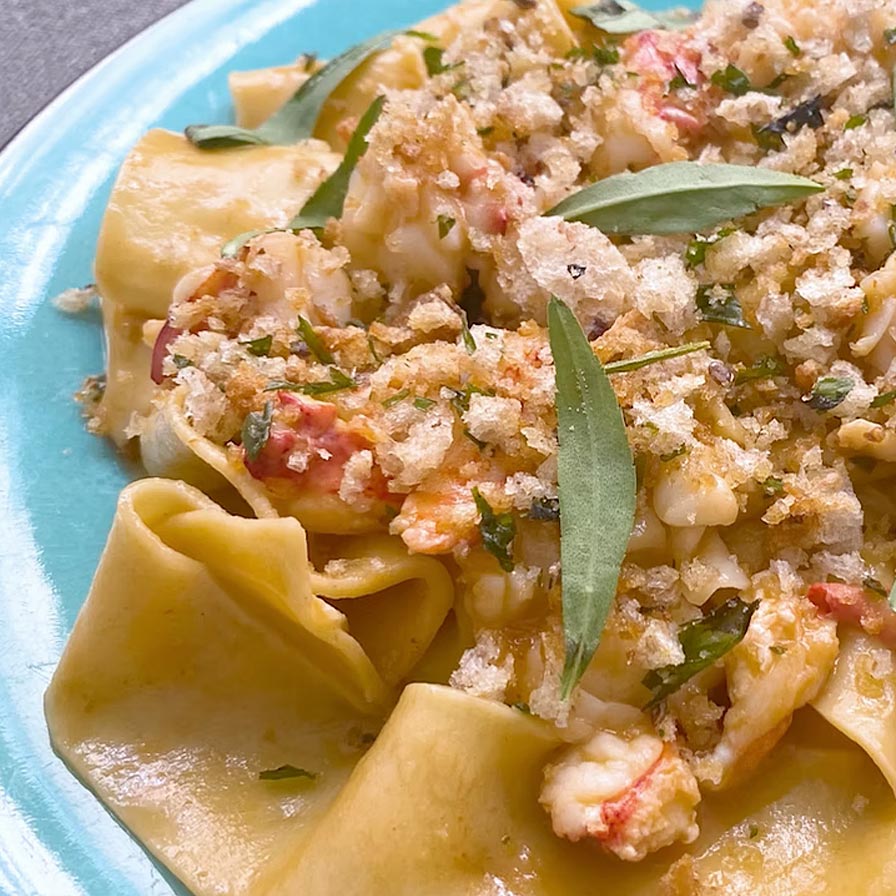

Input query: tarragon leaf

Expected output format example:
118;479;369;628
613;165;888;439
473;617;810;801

547;162;823;235
549;298;637;699
289;95;385;232
186;31;397;149
643;597;757;708
239;335;273;357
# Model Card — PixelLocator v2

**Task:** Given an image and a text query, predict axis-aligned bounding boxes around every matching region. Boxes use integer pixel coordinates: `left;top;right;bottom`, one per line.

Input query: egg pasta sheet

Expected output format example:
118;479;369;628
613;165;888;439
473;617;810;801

47;0;896;892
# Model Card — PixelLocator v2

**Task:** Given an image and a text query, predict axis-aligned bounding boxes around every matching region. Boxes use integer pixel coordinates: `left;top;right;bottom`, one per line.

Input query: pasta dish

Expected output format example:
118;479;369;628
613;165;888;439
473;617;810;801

44;0;896;892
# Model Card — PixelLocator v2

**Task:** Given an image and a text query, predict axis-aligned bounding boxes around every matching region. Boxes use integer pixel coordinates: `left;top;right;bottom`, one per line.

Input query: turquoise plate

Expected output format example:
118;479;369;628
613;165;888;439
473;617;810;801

0;0;698;893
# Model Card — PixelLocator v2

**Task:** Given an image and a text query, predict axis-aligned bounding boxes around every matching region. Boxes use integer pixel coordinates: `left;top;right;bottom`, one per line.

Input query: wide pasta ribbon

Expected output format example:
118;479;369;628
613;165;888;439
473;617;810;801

45;478;390;895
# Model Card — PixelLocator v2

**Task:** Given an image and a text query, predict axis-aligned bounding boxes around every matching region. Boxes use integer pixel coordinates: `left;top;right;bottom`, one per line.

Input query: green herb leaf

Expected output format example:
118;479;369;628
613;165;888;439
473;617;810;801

864;576;887;597
783;35;802;56
754;95;824;152
549;298;637;699
405;29;438;41
221;228;279;258
461;315;477;354
437;214;456;239
570;0;659;33
447;384;493;414
684;228;736;268
472;487;516;572
296;316;335;364
660;445;688;462
845;113;868;130
696;284;750;329
734;355;785;384
889;580;896;612
172;354;193;370
239;335;273;357
414;397;436;410
761;476;784;496
265;368;356;396
186;32;397;149
547;162;823;235
885;27;896;46
289;95;385;232
643;597;757;707
423;45;462;76
833;168;854;181
528;496;560;521
567;43;621;65
668;65;695;91
804;376;854;411
603;341;710;375
258;765;317;781
382;389;410;408
872;390;896;408
711;64;752;96
242;401;274;462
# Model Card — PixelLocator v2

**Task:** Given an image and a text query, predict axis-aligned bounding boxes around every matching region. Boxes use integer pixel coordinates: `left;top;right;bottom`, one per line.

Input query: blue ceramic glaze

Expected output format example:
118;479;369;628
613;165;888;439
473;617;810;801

0;0;699;892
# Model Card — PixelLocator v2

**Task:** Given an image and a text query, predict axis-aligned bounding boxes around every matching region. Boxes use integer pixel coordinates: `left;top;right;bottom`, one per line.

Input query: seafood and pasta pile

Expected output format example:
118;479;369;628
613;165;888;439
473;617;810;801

46;0;896;893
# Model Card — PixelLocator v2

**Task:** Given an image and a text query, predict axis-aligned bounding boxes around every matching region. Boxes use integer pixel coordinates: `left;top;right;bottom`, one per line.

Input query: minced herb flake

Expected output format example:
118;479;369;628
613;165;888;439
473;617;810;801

472;487;516;572
804;376;854;411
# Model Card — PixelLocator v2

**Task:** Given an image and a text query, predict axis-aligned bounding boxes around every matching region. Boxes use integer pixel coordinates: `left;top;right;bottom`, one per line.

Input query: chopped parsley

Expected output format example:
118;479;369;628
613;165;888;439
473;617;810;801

242;401;274;462
472;487;516;572
783;35;801;56
461;314;477;354
753;95;824;152
685;228;733;269
885;27;896;46
844;113;868;130
804;376;854;411
296;316;334;364
437;214;456;239
423;46;462;77
668;64;696;91
239;334;273;357
833;167;854;180
265;368;356;396
711;64;752;96
172;354;193;370
761;476;785;496
872;390;896;409
696;284;750;329
734;355;785;384
447;384;493;414
414;397;436;410
382;389;410;408
566;44;620;66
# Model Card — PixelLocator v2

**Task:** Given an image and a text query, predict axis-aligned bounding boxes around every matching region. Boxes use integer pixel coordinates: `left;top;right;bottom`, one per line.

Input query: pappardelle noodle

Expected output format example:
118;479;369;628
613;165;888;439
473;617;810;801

46;0;896;893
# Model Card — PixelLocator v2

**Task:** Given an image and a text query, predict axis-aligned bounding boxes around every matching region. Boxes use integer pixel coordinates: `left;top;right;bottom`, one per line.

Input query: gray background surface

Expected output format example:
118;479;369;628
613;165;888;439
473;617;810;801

1;0;188;148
